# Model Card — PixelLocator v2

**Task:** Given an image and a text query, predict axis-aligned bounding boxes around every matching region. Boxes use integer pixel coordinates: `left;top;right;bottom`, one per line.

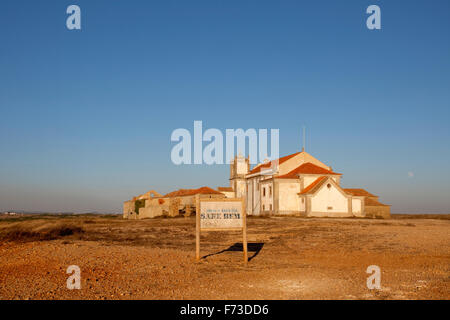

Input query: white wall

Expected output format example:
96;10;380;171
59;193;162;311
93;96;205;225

299;196;306;212
302;175;340;191
352;198;363;217
260;182;273;211
222;191;235;198
247;177;261;215
236;159;247;175
235;180;246;198
310;183;349;217
253;178;260;215
278;152;330;176
246;180;253;214
278;182;301;212
303;176;317;189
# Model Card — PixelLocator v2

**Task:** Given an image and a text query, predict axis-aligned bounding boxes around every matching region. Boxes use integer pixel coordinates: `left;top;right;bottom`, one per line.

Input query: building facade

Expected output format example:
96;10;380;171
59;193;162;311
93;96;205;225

124;150;390;219
219;151;390;218
123;187;225;219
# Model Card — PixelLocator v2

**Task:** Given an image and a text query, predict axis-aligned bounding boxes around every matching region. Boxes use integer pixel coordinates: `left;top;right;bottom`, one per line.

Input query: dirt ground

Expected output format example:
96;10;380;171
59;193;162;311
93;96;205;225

0;214;448;300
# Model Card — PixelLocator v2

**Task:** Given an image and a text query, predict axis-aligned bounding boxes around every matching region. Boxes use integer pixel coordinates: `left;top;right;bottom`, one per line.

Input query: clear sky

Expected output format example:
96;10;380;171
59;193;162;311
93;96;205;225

1;0;449;213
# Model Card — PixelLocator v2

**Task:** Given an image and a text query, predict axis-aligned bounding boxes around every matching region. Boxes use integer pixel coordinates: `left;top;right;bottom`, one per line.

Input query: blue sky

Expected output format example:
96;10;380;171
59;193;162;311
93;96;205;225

1;0;449;213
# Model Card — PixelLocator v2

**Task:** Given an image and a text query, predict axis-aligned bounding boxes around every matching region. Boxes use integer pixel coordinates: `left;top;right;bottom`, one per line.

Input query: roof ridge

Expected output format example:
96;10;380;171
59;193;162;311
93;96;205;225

298;176;328;194
248;151;303;175
277;162;341;179
164;186;222;197
343;188;377;197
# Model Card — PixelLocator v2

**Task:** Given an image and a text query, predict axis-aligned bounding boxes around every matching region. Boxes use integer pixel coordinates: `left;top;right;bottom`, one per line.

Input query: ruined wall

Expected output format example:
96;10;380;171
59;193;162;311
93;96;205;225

133;193;226;219
123;200;135;219
365;206;391;219
137;198;169;219
139;205;167;219
168;198;181;217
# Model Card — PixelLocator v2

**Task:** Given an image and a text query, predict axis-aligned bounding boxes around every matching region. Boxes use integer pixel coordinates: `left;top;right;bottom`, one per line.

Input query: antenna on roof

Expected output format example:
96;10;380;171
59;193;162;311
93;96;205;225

302;126;306;152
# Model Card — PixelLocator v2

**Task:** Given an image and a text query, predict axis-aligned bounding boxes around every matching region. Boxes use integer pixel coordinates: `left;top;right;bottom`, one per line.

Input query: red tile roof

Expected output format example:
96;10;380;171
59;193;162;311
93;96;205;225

217;187;233;192
365;198;390;207
164;186;223;198
344;189;389;206
344;189;376;197
248;152;301;175
277;162;341;179
298;176;328;195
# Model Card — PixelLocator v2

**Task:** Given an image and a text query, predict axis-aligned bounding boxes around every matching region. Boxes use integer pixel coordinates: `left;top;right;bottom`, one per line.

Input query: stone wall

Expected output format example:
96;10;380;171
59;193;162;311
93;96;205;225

169;198;181;217
365;205;391;219
123;200;135;219
139;205;167;219
138;198;169;219
128;193;226;220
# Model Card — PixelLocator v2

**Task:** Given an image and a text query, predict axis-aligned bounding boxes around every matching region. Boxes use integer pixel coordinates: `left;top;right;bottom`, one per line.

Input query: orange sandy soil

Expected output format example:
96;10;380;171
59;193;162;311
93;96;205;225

0;214;448;300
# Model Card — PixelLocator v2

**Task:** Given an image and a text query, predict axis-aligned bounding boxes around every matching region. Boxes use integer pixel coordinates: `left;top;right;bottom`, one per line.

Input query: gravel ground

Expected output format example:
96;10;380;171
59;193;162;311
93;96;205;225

0;215;448;300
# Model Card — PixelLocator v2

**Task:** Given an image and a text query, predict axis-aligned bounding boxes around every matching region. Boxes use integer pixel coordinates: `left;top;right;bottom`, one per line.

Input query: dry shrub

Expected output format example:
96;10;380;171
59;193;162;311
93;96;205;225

392;214;450;220
0;223;84;242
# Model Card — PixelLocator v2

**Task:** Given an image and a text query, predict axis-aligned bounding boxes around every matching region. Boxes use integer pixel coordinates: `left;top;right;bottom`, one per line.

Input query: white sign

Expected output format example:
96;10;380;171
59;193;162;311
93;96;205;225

196;198;248;265
200;200;243;229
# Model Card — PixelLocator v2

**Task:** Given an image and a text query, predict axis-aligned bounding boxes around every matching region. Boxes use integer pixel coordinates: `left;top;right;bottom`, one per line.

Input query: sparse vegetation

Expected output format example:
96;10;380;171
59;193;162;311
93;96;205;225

392;214;450;220
0;213;448;299
0;223;84;242
134;200;145;215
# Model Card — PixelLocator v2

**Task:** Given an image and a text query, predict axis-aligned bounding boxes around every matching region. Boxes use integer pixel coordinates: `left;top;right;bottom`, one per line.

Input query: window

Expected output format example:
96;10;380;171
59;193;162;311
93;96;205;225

301;198;304;203
270;204;272;211
263;187;266;197
327;183;332;189
269;186;272;196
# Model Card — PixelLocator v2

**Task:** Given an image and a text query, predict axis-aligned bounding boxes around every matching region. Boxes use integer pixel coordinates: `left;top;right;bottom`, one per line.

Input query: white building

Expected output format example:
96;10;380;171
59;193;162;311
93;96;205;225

219;150;390;218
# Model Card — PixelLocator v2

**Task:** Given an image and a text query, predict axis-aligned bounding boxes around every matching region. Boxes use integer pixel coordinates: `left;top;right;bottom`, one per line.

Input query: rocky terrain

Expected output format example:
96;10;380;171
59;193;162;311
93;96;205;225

0;214;448;299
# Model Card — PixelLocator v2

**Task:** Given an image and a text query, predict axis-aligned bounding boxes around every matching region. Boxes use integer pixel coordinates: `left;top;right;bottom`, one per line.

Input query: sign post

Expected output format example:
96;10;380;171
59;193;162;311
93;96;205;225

242;197;247;265
195;197;247;265
195;194;201;261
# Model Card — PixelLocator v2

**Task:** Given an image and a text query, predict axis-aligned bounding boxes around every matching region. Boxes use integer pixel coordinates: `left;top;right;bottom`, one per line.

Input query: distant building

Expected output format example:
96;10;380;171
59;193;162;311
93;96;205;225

123;187;225;219
216;150;390;218
217;187;234;198
124;150;390;219
2;212;17;216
